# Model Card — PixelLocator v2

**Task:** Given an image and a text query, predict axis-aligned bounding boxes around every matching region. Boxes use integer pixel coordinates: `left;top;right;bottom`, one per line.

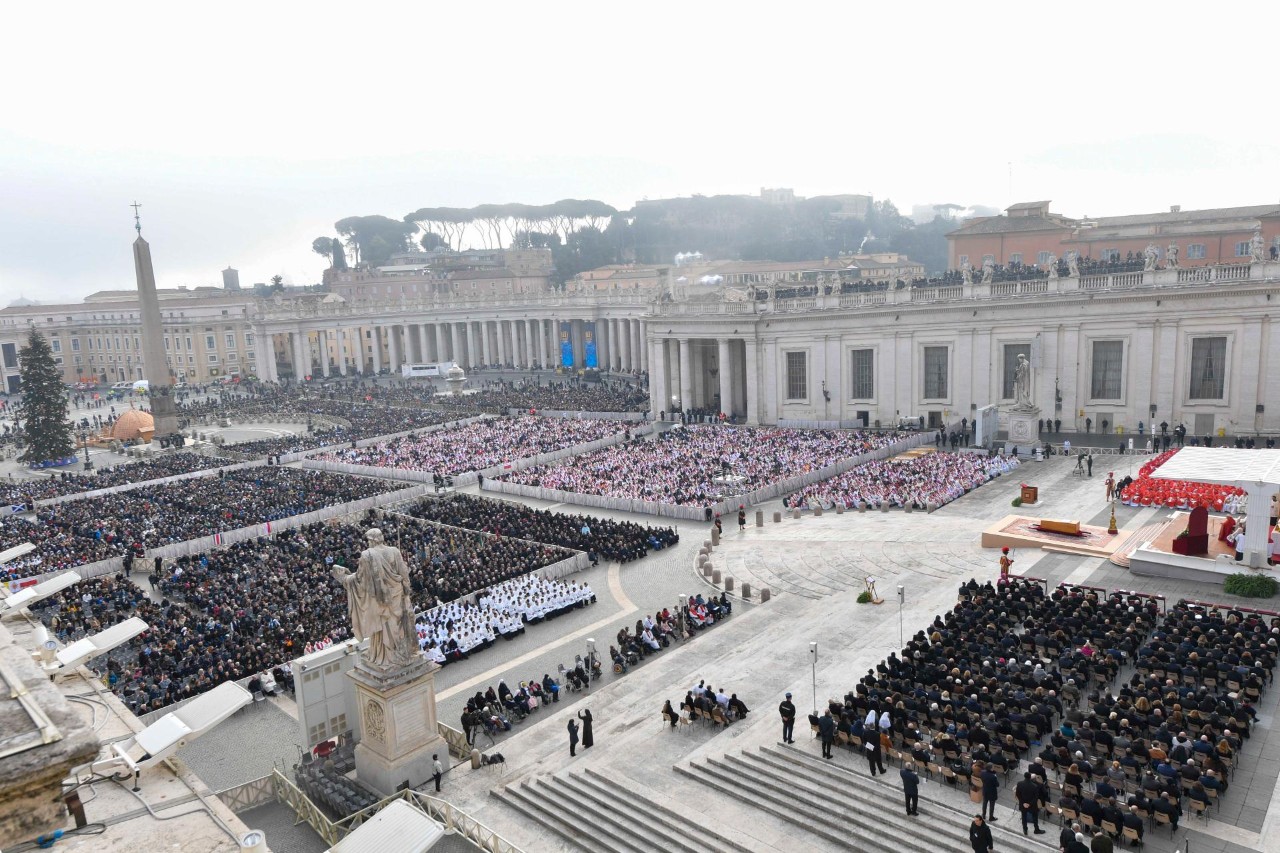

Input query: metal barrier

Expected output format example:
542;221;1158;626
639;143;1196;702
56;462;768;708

1181;599;1280;618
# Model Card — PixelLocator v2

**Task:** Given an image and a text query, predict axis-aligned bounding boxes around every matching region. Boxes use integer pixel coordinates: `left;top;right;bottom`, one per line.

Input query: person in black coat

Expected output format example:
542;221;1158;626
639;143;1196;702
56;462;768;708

979;764;1000;821
1015;771;1045;835
567;718;579;757
901;762;920;816
577;708;594;749
818;709;836;759
969;815;993;853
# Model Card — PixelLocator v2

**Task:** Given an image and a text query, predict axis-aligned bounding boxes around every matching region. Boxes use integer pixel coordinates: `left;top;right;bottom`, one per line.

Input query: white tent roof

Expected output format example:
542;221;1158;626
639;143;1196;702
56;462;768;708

1151;448;1280;487
327;800;444;853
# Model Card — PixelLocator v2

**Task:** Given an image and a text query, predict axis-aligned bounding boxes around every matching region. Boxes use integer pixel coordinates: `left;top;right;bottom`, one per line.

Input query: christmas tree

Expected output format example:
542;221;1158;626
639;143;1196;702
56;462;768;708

17;330;74;465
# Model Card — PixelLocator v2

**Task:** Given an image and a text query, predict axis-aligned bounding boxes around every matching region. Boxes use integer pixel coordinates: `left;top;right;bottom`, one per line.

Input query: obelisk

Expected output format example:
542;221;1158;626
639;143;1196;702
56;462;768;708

131;210;178;438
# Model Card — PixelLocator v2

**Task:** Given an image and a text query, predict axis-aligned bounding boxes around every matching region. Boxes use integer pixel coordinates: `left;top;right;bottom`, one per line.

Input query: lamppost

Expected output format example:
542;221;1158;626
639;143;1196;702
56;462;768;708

809;642;818;714
80;429;92;471
897;584;905;649
586;638;597;676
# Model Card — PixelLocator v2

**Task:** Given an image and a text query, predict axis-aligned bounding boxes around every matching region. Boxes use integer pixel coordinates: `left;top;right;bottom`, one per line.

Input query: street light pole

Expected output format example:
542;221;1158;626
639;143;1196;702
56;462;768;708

80;430;92;471
897;585;905;650
809;642;818;714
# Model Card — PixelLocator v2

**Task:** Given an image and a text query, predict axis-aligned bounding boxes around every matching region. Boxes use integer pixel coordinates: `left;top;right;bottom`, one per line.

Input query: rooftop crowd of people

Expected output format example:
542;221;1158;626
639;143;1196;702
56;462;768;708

0;452;235;506
404;494;678;563
503;424;907;507
1;469;401;579
782;451;1019;511
314;415;628;476
29;510;581;713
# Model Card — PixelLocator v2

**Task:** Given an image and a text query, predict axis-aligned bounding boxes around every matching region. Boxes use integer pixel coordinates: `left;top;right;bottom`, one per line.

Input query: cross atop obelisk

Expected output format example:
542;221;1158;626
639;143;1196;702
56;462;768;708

131;201;142;235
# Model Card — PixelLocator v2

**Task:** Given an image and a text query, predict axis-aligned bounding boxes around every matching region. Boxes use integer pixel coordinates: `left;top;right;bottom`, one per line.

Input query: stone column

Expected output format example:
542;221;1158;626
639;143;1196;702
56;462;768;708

388;326;401;372
678;338;692;413
418;324;429;365
450;323;463;366
650;338;668;417
744;338;760;425
481;321;494;367
617;319;630;370
718;338;733;417
335;327;347;375
494;320;506;367
537;320;548;368
634;321;645;372
371;328;382;374
316;330;329;377
465;322;477;368
641;322;650;372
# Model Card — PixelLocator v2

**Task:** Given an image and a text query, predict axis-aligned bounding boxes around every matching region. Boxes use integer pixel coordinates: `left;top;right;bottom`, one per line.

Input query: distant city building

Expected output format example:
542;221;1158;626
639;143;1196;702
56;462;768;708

760;187;797;205
947;200;1280;268
222;267;240;290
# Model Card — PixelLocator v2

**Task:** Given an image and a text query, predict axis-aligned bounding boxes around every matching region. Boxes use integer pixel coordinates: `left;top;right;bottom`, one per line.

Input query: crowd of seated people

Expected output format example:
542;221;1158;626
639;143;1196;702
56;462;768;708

674;678;750;728
0;452;235;505
416;573;595;664
612;594;730;675
25;467;400;564
405;494;677;563
782;451;1019;511
26;510;577;712
504;424;907;507
314;415;627;476
430;378;649;414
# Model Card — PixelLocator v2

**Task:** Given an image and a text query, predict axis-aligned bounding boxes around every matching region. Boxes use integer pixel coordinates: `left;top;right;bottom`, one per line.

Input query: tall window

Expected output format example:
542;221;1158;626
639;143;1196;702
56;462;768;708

1187;243;1206;259
1036;251;1051;265
1009;253;1023;265
850;349;874;399
205;335;215;349
1236;241;1251;257
957;254;969;267
1002;343;1030;399
226;333;236;349
785;351;807;400
1090;340;1124;399
924;346;948;399
1189;337;1227;400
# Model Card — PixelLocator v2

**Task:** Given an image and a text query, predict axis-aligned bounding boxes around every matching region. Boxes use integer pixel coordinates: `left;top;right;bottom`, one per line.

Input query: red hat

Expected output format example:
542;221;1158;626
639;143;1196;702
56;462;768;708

1001;547;1010;553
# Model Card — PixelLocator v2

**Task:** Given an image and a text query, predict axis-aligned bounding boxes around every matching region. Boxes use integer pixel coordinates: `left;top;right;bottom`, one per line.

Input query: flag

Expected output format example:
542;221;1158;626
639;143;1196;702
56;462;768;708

213;533;223;546
264;521;273;536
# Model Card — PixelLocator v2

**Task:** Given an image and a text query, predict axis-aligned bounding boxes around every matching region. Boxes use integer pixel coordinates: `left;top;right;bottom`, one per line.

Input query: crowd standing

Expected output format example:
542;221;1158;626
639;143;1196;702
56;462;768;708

783;452;1019;511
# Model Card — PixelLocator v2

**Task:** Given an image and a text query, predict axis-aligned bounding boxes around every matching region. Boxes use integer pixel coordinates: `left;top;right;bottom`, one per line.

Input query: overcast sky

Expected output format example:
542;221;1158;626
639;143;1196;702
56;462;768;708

3;2;1276;304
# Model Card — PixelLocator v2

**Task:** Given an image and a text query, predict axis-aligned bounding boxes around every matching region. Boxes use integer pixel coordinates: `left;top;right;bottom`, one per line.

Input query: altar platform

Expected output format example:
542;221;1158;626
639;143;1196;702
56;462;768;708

1126;510;1264;585
981;514;1132;559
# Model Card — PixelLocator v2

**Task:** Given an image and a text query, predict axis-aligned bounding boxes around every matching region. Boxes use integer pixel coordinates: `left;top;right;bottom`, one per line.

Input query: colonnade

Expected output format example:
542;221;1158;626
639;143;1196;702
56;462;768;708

267;317;649;379
648;336;759;424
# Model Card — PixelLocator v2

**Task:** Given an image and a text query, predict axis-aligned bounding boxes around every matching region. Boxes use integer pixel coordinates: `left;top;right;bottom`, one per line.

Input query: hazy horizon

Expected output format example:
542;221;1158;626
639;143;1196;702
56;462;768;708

3;2;1276;304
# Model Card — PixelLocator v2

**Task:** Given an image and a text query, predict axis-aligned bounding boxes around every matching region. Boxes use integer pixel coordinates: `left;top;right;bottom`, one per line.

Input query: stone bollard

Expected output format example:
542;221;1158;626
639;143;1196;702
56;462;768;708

711;528;720;547
927;503;937;513
814;506;823;517
881;502;889;513
761;588;771;603
697;553;708;567
792;509;801;520
773;511;782;523
703;539;712;550
741;582;752;600
725;576;734;593
858;501;866;513
755;510;764;527
712;569;722;585
699;546;710;557
905;503;913;513
470;749;482;769
703;562;713;577
836;504;844;514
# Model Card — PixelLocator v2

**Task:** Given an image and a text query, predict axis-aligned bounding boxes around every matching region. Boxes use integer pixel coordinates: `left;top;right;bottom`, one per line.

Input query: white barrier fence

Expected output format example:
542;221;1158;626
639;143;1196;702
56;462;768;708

273;415;488;465
299;423;658;489
481;429;939;520
777;418;867;430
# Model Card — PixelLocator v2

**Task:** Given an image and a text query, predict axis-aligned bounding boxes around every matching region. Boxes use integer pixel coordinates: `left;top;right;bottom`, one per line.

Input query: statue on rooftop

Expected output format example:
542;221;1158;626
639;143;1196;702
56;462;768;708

981;259;994;284
1143;243;1159;271
1251;229;1266;264
961;261;973;286
1045;253;1058;279
1067;252;1079;278
1166;241;1179;269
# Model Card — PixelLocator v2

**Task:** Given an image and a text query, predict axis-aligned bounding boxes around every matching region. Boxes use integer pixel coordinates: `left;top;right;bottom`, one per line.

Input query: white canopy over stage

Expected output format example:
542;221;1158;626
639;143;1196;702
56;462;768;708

1152;447;1280;567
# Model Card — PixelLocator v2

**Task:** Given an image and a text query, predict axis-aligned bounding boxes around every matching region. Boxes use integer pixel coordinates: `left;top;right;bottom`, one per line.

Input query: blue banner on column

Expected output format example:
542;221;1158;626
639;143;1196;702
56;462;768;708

559;322;574;368
583;322;597;369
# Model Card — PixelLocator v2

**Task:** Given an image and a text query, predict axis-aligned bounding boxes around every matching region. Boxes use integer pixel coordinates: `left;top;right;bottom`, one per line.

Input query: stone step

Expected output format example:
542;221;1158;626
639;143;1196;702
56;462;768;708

719;750;971;853
763;745;1057;853
542;774;692;853
675;756;888;852
489;782;626;853
522;777;649;853
579;767;758;853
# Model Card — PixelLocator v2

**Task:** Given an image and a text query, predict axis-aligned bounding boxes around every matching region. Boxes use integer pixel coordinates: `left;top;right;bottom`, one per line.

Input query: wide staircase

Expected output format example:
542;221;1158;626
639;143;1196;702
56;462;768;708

674;744;1057;853
490;766;753;853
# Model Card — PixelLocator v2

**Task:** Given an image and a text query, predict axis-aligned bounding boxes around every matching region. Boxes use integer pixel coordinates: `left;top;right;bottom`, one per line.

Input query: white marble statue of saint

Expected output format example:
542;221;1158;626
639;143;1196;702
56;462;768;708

961;262;973;286
1143;243;1159;271
1013;353;1033;410
332;528;419;671
1067;253;1079;277
1166;242;1179;269
981;259;994;284
1251;230;1266;263
1045;254;1058;279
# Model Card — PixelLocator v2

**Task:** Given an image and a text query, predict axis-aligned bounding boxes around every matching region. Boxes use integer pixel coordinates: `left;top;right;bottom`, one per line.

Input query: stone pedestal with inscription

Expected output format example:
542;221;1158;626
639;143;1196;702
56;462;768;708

1006;407;1040;453
348;658;447;795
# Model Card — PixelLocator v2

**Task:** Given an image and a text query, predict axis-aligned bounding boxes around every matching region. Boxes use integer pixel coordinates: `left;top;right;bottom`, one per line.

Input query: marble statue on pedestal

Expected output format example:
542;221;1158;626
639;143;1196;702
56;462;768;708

1166;241;1180;269
1045;254;1058;279
1012;353;1035;411
961;262;973;286
981;259;994;284
1251;229;1266;264
1067;252;1079;277
1143;243;1159;271
332;528;418;672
